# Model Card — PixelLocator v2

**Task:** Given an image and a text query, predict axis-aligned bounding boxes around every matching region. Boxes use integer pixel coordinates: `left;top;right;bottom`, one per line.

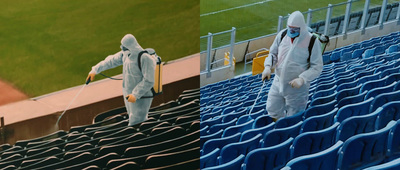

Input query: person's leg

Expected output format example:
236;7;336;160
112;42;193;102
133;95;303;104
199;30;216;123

128;98;152;126
266;82;286;120
285;91;308;117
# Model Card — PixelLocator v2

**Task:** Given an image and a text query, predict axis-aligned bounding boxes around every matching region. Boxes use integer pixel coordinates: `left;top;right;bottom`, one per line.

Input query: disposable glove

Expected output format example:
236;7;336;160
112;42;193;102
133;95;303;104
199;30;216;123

126;94;137;103
262;66;271;81
86;72;96;84
289;78;304;88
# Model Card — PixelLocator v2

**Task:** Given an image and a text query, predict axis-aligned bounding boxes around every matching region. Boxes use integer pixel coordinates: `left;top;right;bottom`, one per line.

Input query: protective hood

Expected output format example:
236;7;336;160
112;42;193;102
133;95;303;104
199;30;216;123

121;34;144;55
287;11;309;40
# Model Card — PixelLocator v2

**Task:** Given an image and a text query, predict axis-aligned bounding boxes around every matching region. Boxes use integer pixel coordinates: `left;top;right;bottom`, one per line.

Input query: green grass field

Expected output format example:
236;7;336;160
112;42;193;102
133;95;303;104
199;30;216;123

0;0;199;97
200;0;397;50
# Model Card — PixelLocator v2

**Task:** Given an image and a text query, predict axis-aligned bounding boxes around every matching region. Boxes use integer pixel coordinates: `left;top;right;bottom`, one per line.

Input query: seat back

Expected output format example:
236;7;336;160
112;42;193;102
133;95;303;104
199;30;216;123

335;97;374;122
291;122;339;158
243;138;293;170
219;134;262;164
262;121;303;147
337;121;396;170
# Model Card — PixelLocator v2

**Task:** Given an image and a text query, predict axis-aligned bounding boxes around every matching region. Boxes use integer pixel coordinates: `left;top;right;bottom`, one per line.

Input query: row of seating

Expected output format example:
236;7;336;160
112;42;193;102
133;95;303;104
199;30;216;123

200;30;400;169
0;88;200;169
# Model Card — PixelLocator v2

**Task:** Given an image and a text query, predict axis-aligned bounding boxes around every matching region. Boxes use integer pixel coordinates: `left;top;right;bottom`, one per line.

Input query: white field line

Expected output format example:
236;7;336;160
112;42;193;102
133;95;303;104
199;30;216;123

200;0;274;17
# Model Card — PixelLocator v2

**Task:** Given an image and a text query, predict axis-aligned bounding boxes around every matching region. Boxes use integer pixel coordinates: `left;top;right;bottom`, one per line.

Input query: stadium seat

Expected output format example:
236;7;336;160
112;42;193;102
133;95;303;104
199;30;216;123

201;132;241;156
222;119;254;137
360;76;388;93
203;154;245;170
253;114;274;128
312;85;337;100
240;122;275;141
365;82;397;99
218;134;262;164
201;130;223;149
336;107;381;142
304;100;336;119
352;48;365;59
283;141;343;170
291;122;339;158
275;111;304;128
310;91;337;107
370;90;400;113
336;84;362;102
362;48;375;59
242;138;293;170
363;157;400;170
337;121;396;170
335;97;374;122
301;108;337;133
386;44;399;54
143;147;199;169
261;121;303;147
376;101;400;129
200;148;220;169
208;118;237;134
222;108;247;123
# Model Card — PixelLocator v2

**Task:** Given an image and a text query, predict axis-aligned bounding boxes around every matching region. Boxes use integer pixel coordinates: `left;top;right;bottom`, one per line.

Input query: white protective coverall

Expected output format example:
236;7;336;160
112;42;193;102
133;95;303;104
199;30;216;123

90;34;156;126
264;11;323;119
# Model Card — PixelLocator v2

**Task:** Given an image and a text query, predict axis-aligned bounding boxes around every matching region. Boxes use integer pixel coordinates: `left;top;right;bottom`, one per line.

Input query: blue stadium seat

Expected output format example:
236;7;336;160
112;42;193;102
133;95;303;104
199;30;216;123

208;118;237;134
363;157;400;170
201;130;223;149
312;85;337;100
291;122;339;158
310;91;337;107
301;108;337;133
337;121;396;170
381;66;400;78
304;100;336;119
374;45;386;55
336;89;367;109
352;48;365;59
275;111;304;128
249;108;266;119
341;51;353;62
385;73;400;85
336;107;381;142
336;79;358;92
203;154;245;170
362;48;375;59
386;44;399;54
202;132;241;156
357;72;381;85
336;84;361;103
316;81;336;92
200;148;220;169
360;76;388;93
201;126;209;136
242;138;293;170
222;108;247;123
376;101;400;130
218;134;262;164
370;90;400;113
283;141;343;170
253;115;274;128
330;51;341;62
200;116;223;129
365;82;397;99
335;97;374;122
388;120;400;160
240;122;275;142
261;121;303;147
222;119;254;137
236;114;252;125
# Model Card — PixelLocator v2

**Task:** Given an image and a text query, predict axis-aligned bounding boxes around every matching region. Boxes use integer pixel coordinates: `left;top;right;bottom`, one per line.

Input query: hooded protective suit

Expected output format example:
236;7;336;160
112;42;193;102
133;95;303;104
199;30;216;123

263;11;323;119
90;34;156;126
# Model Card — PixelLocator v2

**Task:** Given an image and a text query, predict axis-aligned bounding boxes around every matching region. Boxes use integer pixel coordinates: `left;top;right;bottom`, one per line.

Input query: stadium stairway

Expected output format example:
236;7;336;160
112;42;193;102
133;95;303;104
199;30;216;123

200;31;400;169
0;88;200;169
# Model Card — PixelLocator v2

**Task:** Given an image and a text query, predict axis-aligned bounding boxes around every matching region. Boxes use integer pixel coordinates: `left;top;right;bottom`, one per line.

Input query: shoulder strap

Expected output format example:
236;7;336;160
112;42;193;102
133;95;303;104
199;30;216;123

308;35;317;63
137;50;149;71
280;29;287;42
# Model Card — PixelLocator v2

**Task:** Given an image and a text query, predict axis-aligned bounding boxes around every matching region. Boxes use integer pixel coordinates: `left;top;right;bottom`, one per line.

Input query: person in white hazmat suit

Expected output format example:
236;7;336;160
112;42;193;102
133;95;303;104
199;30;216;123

87;34;156;126
262;11;323;120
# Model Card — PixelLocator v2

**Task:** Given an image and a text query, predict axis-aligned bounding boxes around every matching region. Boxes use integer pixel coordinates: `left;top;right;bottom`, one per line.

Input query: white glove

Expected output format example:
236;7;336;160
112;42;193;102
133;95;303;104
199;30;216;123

262;66;271;81
289;78;304;88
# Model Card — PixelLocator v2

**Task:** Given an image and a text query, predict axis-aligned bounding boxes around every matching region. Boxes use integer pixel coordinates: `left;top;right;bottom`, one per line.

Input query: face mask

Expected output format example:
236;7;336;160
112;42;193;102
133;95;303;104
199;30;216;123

287;27;300;38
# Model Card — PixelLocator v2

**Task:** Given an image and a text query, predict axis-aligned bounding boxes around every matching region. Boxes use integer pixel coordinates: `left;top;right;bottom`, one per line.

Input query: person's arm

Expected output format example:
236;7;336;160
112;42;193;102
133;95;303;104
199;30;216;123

90;52;124;74
264;31;282;68
131;54;156;99
299;39;323;83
